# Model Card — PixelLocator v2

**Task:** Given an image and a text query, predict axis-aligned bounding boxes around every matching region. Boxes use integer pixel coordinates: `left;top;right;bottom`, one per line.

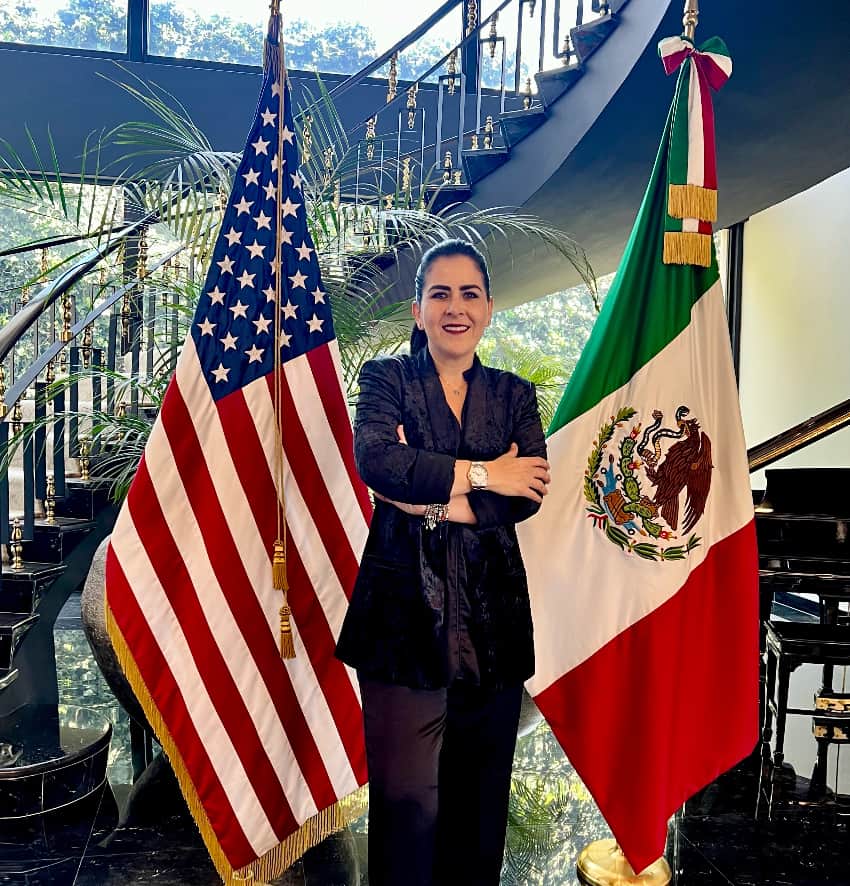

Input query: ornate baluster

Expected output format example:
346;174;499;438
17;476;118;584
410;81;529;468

45;476;56;525
561;33;572;65
488;13;499;58
365;115;377;161
21;284;30;305
470;132;479;150
0;422;9;549
333;179;341;210
402;157;412;207
11;400;23;435
443;151;453;184
323;146;335;189
447;49;458;96
45;360;55;385
11;518;23;570
387;53;398;103
79;435;91;482
407;84;419;130
523;77;533;110
68;347;80;458
34;381;47;500
81;324;93;368
51;386;66;499
466;0;478;35
0;365;6;418
453;169;462;185
484;116;494;149
40;246;49;279
384;193;394;210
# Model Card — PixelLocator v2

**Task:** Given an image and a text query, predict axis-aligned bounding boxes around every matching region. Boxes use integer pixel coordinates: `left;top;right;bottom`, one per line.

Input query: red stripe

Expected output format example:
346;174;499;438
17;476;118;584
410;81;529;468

533;522;759;874
217;383;366;778
125;449;296;842
307;345;373;523
164;380;339;814
105;545;257;869
265;368;360;597
696;62;717;188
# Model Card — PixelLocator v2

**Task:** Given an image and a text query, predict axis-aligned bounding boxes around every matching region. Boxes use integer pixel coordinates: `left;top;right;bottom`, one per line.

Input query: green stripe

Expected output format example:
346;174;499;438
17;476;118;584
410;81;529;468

549;96;719;434
667;63;691;200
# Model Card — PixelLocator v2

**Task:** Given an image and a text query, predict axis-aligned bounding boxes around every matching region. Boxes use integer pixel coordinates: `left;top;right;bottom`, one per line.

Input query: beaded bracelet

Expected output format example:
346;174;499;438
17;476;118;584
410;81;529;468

423;502;449;531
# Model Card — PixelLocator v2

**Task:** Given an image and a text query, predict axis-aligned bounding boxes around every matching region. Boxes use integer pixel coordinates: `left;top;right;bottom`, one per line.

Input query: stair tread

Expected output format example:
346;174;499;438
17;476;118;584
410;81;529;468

1;562;66;580
0;612;38;629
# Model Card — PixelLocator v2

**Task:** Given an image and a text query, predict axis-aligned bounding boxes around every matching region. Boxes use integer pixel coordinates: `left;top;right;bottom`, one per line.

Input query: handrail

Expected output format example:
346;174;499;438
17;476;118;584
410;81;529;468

3;245;183;409
747;398;850;473
328;0;463;101
0;211;157;365
0;225;119;258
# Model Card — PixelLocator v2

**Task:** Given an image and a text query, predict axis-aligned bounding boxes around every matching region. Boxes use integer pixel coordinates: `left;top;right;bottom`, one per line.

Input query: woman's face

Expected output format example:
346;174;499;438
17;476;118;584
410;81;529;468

412;254;493;365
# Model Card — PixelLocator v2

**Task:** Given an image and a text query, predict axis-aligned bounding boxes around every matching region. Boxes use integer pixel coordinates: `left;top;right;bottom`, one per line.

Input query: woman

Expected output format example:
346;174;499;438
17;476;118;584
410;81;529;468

335;239;550;885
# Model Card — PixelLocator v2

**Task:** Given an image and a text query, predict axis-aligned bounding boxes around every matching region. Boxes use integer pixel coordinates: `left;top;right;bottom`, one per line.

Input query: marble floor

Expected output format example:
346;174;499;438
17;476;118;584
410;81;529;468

2;596;849;885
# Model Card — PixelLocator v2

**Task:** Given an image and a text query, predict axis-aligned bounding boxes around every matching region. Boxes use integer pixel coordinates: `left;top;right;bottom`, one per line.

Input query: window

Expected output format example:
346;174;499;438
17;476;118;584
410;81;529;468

0;0;128;53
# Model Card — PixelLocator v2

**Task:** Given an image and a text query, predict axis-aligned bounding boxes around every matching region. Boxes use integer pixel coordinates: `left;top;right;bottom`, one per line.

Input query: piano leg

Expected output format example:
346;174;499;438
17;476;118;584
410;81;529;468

810;736;831;797
773;658;792;767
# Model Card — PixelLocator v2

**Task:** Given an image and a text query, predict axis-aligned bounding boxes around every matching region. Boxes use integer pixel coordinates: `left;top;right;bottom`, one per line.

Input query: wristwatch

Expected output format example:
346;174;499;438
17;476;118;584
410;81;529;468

467;461;488;490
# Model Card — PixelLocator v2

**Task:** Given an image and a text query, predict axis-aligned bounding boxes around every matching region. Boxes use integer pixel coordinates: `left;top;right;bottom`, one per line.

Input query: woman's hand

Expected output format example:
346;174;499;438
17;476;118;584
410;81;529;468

486;443;551;502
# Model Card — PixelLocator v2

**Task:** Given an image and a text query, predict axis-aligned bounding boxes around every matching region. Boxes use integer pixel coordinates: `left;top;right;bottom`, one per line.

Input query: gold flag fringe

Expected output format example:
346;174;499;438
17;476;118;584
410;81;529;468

663;231;712;267
106;598;367;885
668;184;717;222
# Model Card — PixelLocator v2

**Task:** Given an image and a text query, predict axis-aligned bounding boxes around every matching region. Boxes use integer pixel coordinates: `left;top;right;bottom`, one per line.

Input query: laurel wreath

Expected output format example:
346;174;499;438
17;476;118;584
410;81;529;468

584;405;702;561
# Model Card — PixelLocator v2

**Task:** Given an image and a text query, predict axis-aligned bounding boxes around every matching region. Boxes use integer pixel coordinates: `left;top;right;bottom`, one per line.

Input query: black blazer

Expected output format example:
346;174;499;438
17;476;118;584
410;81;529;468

334;347;547;690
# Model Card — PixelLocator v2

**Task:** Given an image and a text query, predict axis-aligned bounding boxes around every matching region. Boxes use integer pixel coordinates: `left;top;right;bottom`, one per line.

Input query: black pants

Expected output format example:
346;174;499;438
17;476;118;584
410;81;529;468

359;675;523;886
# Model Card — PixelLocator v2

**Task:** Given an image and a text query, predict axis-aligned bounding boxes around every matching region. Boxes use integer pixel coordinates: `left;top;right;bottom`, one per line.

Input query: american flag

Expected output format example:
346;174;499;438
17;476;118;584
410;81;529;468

104;15;371;882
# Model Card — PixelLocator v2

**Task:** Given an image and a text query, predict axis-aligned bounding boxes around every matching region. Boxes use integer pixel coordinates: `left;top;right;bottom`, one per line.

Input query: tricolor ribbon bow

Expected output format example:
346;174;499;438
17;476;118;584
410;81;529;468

657;35;733;266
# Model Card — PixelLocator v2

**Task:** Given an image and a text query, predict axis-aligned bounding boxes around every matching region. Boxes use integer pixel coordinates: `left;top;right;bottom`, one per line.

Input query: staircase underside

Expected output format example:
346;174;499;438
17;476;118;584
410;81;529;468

486;0;850;308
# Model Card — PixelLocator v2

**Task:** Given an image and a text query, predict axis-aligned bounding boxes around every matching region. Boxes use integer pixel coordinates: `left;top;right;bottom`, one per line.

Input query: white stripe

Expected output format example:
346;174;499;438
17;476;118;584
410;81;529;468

242;371;364;728
284;351;368;558
143;380;320;829
177;342;359;802
108;505;279;856
520;281;753;695
703;51;732;79
686;61;705;188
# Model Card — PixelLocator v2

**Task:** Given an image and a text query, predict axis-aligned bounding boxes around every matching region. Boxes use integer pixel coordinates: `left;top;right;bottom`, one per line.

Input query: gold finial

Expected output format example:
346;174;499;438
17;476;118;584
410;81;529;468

61;294;73;342
683;0;698;40
470;133;479;150
365;114;377;160
466;0;478;35
116;401;126;419
40;247;49;276
45;360;55;385
98;264;108;286
443;151;453;184
561;33;571;65
447;49;457;95
45;475;56;525
453;170;462;185
523;77;533;110
402;156;412;196
302;112;312;164
333;179;341;210
138;228;148;280
484;116;494;149
407;83;419;130
322;146;335;188
121;293;131;342
387;52;398;103
11;400;23;434
488;14;498;58
384;193;394;210
0;365;6;418
79;435;91;482
21;284;30;304
11;518;23;570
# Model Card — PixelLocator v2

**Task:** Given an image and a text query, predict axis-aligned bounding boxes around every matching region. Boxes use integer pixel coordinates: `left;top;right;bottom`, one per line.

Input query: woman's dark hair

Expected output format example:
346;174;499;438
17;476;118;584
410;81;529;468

410;239;491;352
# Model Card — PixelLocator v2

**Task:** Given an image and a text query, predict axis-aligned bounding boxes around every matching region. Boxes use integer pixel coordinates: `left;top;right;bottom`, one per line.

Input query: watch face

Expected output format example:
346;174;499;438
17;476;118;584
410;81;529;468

469;462;488;488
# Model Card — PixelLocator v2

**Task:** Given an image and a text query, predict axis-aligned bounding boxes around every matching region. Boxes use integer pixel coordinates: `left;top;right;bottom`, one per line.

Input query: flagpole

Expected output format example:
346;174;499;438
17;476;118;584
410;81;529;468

683;0;698;40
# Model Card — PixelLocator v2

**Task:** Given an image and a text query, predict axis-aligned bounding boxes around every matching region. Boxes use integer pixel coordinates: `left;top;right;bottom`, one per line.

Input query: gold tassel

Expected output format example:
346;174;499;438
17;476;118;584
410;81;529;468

668;183;717;222
279;604;296;659
663;231;712;267
272;539;288;591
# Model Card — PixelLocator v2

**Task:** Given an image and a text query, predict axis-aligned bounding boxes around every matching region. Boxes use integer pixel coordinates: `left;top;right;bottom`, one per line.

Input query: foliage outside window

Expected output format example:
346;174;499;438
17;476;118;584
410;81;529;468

0;0;128;53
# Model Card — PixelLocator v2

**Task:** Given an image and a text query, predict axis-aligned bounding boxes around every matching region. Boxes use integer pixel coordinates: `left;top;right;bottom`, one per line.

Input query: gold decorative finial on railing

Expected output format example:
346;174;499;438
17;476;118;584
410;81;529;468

79;435;91;482
443;151;453;184
61;293;73;342
11;401;23;435
138;227;148;280
301;112;313;163
453;169;462;185
333;179;341;210
484;116;494;149
470;132;479;150
387;52;398;103
365;114;377;160
683;0;699;40
402;157;412;204
0;365;6;418
384;193;394;210
488;14;499;58
45;475;56;525
121;292;131;342
407;83;419;129
11;518;23;570
466;0;478;36
81;324;93;369
21;284;30;304
446;49;457;95
523;77;533;110
45;360;55;385
322;146;335;188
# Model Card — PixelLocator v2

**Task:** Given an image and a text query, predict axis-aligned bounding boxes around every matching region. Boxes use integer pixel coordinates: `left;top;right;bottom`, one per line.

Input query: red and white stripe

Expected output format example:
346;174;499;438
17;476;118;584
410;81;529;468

105;338;370;870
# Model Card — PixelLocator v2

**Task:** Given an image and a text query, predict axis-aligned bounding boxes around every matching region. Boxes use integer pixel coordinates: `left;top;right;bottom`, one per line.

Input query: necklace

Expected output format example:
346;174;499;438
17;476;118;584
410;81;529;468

440;376;466;397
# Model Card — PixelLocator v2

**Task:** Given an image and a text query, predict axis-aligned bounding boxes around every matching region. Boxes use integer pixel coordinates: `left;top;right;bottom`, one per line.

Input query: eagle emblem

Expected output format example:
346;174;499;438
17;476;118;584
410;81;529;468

584;405;712;560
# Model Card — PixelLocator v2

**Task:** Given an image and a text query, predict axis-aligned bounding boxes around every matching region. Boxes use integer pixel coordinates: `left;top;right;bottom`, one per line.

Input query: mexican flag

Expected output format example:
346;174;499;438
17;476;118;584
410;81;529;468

518;36;758;874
